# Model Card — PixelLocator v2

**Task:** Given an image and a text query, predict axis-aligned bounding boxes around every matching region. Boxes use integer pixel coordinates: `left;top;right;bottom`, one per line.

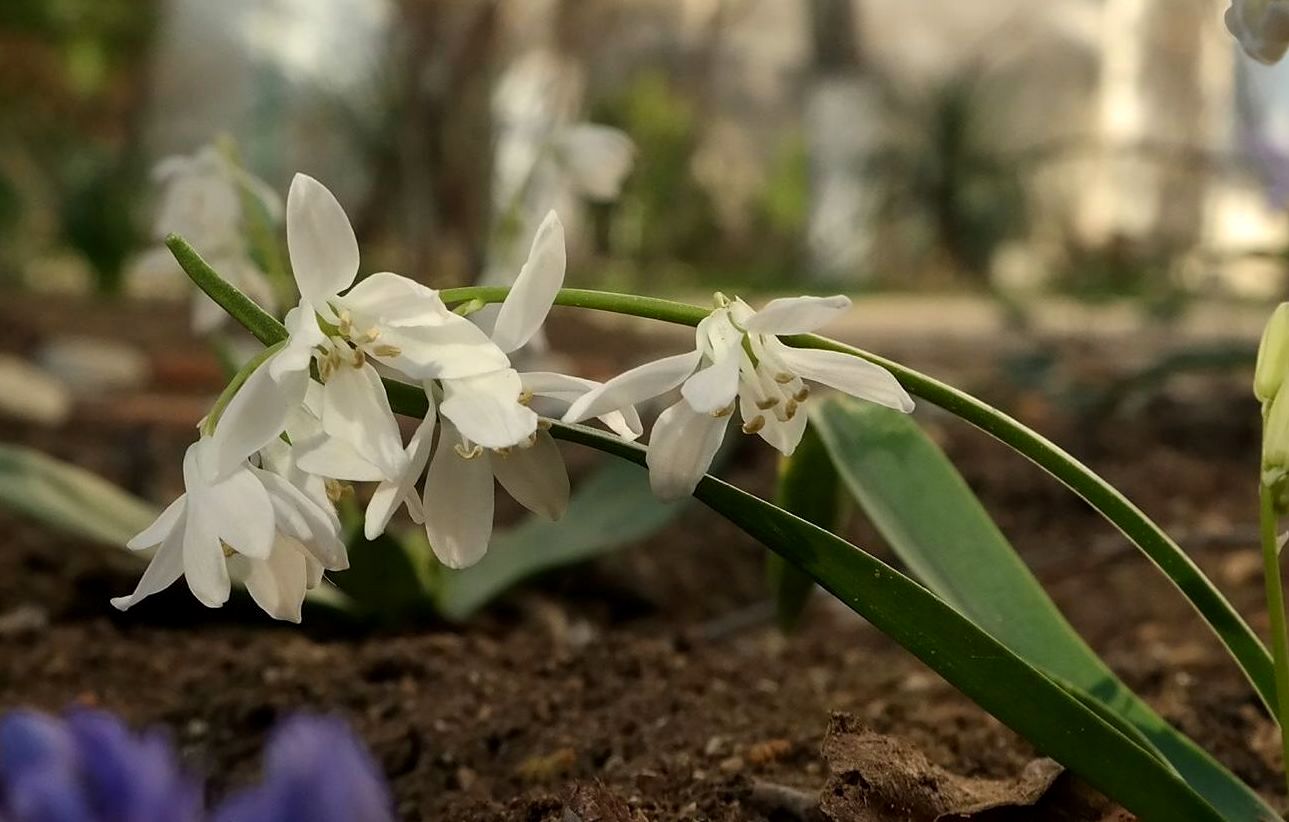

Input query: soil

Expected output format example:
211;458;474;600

0;294;1282;820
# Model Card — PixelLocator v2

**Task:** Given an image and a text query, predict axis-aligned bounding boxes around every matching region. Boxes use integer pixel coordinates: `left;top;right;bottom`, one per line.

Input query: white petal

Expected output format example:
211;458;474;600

422;429;494;569
269;304;326;382
319;363;407;479
554;124;636;201
111;521;186;610
492;431;569;520
207;361;295;479
286;174;359;305
645;401;730;500
236;538;310;623
365;404;436;540
203;466;276;560
439;369;537;450
491;212;566;353
372;318;509;380
681;353;740;414
737;391;807;455
521;371;643;440
745;295;851;335
182;506;231;607
126;495;186;551
339;271;447;326
563;350;702;423
293;434;388;482
254;468;347;570
770;342;914;413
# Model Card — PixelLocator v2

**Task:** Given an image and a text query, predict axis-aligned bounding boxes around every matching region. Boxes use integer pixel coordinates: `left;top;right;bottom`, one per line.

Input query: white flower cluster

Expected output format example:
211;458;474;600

116;174;912;621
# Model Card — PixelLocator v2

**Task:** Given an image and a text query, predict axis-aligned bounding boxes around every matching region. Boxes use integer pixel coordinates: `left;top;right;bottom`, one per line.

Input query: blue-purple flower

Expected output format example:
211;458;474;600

0;709;393;822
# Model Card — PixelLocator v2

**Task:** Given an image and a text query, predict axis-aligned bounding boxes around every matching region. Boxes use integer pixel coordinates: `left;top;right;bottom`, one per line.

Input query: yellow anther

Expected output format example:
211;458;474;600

221;541;237;558
783;399;799;420
755;397;779;410
537;419;553;430
518;389;534;406
774;372;794;384
373;344;401;358
493;446;512;458
454;443;484;460
742;415;766;434
523;432;539;448
337;309;353;336
350;349;367;368
712;401;736;419
793;386;810;403
325;479;353;503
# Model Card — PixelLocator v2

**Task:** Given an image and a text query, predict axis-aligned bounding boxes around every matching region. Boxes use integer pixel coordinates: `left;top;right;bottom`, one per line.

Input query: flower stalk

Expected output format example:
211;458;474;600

1259;477;1289;802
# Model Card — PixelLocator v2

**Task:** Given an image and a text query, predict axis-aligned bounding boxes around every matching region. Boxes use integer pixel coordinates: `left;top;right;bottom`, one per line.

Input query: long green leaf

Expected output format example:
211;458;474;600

770;423;840;630
181;249;1231;818
810;397;1277;820
0;444;157;546
550;424;1226;821
433;458;688;620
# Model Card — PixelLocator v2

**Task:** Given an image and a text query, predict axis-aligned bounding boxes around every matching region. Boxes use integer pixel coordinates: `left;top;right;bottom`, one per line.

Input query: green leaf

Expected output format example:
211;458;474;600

770;423;840;630
549;422;1226;822
329;499;438;625
810;396;1277;821
433;457;688;621
0;443;157;546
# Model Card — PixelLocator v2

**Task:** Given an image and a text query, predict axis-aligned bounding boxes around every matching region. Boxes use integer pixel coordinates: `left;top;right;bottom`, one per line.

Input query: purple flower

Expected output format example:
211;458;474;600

213;715;393;822
0;709;201;822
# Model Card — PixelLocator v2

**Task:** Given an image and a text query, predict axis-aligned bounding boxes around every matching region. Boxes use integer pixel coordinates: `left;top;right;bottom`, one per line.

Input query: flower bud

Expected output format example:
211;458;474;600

1256;303;1289;403
1264;384;1289;483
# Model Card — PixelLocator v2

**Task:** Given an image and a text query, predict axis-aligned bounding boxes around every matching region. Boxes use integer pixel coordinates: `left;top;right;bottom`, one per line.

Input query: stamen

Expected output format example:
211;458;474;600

455;443;484;460
793;386;810;403
372;344;402;357
713;401;736;419
537;419;553;430
755;397;779;410
742;415;766;434
523;432;538;448
783;399;799;420
221;541;236;558
518;389;534;406
337;309;353;336
494;446;512;458
350;349;367;368
774;372;794;384
325;479;352;503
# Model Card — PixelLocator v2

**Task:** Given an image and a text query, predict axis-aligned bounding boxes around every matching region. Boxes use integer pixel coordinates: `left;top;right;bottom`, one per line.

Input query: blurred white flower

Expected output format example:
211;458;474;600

144;145;282;333
1227;0;1289;63
552;124;636;202
565;295;914;499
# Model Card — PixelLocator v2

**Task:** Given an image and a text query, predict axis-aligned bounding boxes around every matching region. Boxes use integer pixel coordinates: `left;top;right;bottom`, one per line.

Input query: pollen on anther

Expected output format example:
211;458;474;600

793;386;810;403
742;415;766;434
774;372;794;384
755;397;779;410
455;443;484;460
713;401;736;418
373;344;401;357
518;389;534;406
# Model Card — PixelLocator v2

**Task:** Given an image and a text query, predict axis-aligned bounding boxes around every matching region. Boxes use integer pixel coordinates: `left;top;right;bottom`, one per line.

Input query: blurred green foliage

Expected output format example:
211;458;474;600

0;0;158;290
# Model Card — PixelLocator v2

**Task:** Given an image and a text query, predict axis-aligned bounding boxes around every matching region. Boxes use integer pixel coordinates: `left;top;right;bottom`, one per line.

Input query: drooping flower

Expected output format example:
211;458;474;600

1227;0;1289;63
112;436;346;620
0;709;201;822
214;714;393;822
564;294;914;499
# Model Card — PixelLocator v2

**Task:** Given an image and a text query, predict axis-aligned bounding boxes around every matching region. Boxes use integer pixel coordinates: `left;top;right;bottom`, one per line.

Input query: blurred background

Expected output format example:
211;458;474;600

2;0;1288;476
6;0;1289;303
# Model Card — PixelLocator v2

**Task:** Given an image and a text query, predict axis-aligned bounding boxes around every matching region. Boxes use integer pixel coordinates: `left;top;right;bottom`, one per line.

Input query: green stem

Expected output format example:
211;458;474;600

1260;479;1289;805
169;241;1275;715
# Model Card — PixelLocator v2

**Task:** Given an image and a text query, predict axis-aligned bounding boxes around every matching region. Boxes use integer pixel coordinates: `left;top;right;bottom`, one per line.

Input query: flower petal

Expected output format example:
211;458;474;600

681;347;740;414
737;390;808;455
293;435;388;482
319;364;407;479
254;468;348;570
645;401;730;500
492;431;569;520
269;305;327;382
286;174;359;305
112;521;186;610
770;342;915;413
365;403;436;540
439;369;537;450
126;495;186;551
207;361;297;479
490;211;566;353
204;467;276;560
235;538;311;623
563;350;702;423
181;505;231;608
422;428;494;569
520;371;643;440
372;317;509;380
745;295;851;335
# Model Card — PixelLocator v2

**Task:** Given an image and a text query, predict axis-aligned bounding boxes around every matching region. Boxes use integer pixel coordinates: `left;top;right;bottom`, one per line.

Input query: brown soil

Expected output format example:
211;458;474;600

0;295;1281;820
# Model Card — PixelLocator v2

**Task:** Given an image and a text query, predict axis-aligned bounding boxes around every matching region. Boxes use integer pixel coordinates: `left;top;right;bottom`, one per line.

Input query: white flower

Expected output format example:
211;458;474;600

551;124;636;202
1227;0;1289;63
564;294;914;499
364;371;641;569
112;437;346;620
207;174;514;483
